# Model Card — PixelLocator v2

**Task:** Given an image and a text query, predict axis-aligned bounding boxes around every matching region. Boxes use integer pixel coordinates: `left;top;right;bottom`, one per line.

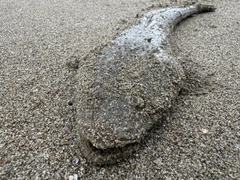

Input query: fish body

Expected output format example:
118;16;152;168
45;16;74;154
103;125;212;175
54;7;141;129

77;3;215;165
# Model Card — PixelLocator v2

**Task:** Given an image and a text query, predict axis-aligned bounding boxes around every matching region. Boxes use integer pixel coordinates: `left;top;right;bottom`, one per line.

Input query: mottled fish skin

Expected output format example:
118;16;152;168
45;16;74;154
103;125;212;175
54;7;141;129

77;3;215;165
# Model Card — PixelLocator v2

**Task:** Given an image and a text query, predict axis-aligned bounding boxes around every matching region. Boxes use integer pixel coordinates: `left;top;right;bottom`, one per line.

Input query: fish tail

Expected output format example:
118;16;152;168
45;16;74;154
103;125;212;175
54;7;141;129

195;3;216;13
171;3;216;27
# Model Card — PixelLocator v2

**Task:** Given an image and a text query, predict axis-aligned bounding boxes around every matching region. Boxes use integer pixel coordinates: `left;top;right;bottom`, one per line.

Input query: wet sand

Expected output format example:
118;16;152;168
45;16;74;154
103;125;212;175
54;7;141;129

1;0;239;179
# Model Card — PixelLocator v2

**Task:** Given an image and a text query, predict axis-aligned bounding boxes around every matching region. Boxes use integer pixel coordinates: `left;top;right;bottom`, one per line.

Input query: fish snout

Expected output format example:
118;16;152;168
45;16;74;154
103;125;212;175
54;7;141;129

79;93;150;150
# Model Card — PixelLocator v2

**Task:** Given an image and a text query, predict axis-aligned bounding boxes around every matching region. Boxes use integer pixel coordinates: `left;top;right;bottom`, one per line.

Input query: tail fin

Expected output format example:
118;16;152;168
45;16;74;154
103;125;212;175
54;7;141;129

171;3;216;27
195;3;216;13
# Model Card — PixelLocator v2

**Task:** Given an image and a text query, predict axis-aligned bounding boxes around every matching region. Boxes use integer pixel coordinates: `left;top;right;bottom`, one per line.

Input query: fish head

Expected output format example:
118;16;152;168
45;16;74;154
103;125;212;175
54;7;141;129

78;88;153;150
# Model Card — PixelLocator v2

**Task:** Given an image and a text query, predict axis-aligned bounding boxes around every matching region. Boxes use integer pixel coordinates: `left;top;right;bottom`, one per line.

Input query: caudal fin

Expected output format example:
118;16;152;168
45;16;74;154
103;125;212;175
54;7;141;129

196;3;216;13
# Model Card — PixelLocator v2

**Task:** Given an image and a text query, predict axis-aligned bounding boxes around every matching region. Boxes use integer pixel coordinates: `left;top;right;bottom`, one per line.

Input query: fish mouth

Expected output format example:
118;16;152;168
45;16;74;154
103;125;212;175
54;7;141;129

78;135;140;165
77;93;150;165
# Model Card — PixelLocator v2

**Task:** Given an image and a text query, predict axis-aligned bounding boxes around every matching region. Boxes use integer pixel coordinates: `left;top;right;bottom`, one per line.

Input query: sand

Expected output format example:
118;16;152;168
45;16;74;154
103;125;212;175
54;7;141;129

0;0;239;179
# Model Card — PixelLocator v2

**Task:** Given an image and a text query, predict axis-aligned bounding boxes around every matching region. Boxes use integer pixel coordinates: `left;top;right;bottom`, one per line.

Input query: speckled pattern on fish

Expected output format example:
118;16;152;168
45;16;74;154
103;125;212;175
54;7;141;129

76;3;215;165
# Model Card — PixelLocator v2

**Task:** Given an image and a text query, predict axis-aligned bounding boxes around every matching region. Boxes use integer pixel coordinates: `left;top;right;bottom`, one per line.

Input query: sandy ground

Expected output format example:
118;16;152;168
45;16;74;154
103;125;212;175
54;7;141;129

0;0;239;179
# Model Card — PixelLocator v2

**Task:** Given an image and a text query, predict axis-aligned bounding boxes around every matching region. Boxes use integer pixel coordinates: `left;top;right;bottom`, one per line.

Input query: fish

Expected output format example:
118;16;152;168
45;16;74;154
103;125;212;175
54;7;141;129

76;3;215;165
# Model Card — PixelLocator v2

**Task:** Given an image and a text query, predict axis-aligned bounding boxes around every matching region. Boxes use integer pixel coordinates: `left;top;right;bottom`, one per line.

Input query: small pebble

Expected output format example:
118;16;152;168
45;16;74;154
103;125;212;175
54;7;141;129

201;129;209;134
